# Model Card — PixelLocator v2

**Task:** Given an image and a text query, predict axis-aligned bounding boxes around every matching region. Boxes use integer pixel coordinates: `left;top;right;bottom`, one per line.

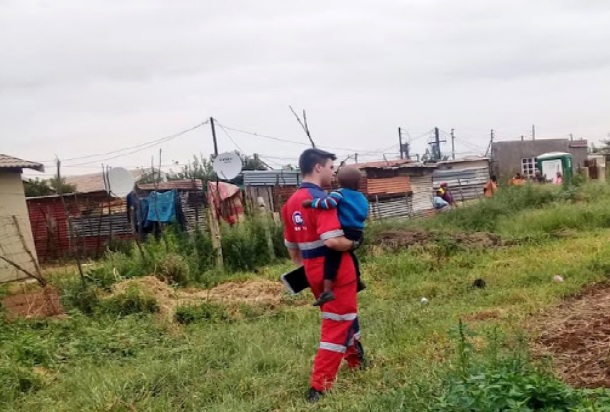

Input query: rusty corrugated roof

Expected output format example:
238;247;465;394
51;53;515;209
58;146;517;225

0;154;44;172
354;159;412;170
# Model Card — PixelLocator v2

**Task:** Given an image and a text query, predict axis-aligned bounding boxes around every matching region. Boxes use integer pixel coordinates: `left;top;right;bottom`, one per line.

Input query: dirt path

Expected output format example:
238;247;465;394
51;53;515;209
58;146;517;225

531;282;610;388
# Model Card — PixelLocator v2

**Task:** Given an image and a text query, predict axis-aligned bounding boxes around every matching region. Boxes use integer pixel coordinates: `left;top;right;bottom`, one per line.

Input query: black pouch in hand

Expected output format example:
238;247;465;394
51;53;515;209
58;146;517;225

280;266;309;294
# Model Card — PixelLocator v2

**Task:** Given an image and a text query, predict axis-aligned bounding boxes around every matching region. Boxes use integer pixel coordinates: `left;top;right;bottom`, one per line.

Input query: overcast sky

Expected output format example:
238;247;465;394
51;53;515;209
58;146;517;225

2;0;610;177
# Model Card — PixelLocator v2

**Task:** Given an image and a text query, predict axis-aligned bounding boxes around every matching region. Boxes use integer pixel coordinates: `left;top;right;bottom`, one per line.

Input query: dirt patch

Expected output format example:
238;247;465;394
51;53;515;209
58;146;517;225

531;282;610;388
1;286;65;319
374;229;502;249
107;276;301;321
180;280;292;308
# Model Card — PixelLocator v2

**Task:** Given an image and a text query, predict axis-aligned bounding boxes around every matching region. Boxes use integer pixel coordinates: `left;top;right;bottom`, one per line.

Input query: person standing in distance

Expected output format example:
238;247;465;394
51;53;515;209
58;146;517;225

282;148;365;403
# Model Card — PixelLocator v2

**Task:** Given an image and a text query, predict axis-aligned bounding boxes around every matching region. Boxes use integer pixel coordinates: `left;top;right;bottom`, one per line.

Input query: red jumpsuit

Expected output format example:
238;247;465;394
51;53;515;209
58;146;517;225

282;182;362;392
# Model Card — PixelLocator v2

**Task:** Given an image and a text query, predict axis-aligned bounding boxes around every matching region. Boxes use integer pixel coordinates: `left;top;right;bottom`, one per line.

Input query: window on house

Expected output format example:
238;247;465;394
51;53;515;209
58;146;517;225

521;158;537;177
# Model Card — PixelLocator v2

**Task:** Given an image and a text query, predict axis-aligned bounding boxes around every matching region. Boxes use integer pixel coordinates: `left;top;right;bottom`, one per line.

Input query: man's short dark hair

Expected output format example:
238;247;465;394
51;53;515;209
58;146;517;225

298;148;337;175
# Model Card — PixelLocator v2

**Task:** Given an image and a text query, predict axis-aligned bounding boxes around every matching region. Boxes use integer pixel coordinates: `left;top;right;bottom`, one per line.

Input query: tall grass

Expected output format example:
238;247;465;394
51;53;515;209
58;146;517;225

83;216;283;289
6;226;610;410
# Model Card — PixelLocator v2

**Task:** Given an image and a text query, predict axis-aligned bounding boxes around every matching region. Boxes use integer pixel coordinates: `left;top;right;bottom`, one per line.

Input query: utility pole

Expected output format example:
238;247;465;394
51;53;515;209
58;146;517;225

570;133;573;141
485;129;495;157
210;117;219;156
451;128;455;160
532;124;536;141
208;116;223;269
434;127;441;160
398;127;404;159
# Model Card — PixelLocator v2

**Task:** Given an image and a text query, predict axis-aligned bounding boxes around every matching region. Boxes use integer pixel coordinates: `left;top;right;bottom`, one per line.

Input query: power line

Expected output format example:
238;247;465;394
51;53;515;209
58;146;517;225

215;121;381;153
36;120;209;165
216;123;246;154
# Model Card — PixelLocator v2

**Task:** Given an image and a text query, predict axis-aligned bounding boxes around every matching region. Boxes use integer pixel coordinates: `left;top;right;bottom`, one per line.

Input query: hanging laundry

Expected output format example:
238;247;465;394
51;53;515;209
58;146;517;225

147;190;177;222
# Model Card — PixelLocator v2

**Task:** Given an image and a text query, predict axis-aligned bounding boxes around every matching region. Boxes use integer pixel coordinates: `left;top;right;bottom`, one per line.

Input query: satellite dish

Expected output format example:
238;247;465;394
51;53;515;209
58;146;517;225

105;167;135;197
213;152;243;180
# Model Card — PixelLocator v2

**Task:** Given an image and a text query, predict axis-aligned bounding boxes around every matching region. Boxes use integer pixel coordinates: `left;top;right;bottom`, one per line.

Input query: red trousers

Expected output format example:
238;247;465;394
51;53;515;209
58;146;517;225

305;255;362;392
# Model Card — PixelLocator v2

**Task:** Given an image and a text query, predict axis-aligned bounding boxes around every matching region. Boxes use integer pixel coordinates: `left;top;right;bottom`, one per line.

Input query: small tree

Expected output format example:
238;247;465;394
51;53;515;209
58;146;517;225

168;152;269;185
24;178;75;197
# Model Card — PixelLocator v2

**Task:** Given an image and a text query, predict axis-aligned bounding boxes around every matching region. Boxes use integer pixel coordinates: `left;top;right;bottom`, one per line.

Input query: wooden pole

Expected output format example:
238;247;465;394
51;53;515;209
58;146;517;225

257;197;276;259
207;188;223;269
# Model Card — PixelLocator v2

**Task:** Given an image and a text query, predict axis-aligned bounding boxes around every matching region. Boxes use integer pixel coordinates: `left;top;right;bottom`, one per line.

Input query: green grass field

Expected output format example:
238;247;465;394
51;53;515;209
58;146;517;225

3;183;610;411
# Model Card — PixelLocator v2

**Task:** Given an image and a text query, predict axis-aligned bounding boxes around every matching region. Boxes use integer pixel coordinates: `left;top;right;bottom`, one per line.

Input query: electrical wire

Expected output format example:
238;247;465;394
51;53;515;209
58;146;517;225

216;123;246;154
215;121;386;153
36;120;209;165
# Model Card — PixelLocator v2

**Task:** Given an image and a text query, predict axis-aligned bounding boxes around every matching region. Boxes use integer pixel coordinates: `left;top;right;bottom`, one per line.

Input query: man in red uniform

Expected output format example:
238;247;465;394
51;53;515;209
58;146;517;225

282;148;364;403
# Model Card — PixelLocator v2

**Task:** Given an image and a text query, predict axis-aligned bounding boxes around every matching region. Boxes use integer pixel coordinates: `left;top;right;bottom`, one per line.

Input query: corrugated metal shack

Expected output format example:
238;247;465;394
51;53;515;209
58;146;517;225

243;170;301;212
27;174;205;262
27;192;132;262
432;158;490;203
356;160;436;220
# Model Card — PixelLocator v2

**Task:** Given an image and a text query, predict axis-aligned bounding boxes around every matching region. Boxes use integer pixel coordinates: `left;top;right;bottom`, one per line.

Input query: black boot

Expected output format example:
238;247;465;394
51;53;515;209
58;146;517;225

313;291;335;306
307;387;324;403
357;279;366;292
355;341;367;370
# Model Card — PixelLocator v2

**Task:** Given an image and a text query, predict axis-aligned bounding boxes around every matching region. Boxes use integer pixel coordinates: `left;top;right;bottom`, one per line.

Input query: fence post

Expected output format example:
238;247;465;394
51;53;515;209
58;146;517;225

257;197;276;259
207;187;224;269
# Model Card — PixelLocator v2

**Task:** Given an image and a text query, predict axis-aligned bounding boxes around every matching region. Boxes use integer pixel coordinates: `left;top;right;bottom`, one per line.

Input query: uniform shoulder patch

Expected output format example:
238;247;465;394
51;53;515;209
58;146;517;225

292;211;305;226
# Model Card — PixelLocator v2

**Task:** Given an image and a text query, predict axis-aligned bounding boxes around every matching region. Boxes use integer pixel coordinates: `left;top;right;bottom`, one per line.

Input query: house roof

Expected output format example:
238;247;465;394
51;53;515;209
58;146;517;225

0;154;44;172
243;170;301;186
64;168;161;194
353;159;413;170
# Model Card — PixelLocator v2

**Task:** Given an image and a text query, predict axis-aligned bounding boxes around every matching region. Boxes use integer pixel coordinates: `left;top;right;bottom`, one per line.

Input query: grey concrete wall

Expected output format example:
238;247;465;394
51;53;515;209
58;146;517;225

491;139;588;180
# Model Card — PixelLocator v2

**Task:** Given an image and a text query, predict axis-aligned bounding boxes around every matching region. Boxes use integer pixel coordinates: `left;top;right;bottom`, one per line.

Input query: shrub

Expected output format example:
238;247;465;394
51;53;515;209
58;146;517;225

174;302;232;324
0;360;44;405
60;282;101;315
158;253;190;285
104;238;135;256
99;285;159;317
431;322;610;411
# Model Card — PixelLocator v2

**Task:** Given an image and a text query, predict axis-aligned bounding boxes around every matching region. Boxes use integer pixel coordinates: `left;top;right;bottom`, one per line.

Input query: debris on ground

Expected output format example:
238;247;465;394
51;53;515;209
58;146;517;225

179;280;290;307
109;276;178;318
531;282;610;388
373;229;502;249
1;286;65;319
106;276;304;321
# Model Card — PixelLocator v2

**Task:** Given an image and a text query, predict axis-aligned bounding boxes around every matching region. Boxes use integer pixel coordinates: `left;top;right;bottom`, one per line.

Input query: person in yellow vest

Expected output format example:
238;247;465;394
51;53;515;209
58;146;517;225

483;176;497;198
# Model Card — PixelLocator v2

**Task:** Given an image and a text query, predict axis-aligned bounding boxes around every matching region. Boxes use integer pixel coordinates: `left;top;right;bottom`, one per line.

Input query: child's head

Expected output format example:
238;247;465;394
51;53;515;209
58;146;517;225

336;166;362;190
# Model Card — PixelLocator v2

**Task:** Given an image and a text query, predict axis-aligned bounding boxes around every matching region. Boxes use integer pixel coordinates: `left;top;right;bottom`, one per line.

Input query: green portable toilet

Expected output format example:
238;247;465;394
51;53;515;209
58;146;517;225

536;152;573;184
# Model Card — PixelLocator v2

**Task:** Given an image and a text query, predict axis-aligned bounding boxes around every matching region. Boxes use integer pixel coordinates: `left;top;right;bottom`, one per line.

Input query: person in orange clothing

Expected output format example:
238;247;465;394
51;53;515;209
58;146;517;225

282;148;364;403
509;173;525;186
483;175;498;198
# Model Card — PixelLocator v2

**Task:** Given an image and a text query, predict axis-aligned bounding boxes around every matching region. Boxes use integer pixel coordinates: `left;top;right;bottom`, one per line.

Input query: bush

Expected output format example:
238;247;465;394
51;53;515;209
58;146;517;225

104;238;135;256
60;282;101;315
174;302;232;324
0;360;44;405
99;285;159;317
220;217;276;272
431;322;610;411
158;253;190;285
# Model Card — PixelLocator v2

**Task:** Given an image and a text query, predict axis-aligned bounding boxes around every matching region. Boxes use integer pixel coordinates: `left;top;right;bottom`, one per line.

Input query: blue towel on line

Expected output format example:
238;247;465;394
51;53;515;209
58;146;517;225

146;190;177;222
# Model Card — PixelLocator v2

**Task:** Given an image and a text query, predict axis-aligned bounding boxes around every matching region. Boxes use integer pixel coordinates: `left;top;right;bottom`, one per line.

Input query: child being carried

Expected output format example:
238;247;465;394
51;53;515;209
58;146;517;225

302;165;369;306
